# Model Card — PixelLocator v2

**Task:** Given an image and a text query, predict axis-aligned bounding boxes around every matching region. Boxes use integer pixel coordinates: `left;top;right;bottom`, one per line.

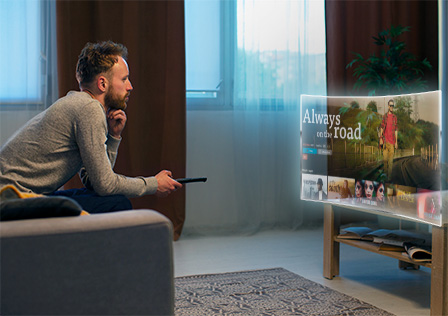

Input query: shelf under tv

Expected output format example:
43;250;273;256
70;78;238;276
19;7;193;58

323;204;447;316
334;237;432;269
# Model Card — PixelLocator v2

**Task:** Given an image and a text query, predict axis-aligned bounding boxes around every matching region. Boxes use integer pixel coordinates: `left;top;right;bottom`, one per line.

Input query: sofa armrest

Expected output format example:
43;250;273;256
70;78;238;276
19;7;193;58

1;210;174;316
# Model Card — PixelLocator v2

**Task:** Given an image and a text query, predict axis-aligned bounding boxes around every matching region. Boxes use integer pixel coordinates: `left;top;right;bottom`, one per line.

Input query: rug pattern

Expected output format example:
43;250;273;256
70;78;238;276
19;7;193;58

175;267;394;316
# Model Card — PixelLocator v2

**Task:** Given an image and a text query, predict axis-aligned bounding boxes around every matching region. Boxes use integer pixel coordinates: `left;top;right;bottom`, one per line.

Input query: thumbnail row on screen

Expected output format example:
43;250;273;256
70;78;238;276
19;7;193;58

301;173;442;225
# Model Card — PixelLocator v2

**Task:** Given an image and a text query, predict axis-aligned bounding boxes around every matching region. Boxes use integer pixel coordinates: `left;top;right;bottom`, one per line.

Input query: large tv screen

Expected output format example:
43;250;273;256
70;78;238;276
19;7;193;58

300;91;446;226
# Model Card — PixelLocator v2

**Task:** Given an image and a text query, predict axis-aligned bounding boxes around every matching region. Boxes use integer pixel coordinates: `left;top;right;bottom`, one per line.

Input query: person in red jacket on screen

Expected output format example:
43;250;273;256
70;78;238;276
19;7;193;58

380;99;398;181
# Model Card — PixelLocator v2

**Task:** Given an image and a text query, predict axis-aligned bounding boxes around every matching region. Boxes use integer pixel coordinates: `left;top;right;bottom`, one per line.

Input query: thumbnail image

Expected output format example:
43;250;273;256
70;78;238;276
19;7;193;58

396;184;417;208
386;183;397;209
359;180;380;207
301;174;327;201
354;179;364;204
417;188;441;224
328;176;355;203
387;184;418;217
375;182;386;206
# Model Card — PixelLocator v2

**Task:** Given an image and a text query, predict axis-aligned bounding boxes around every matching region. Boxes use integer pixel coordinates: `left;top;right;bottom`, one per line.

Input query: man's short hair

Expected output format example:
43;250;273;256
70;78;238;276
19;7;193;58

388;99;394;107
76;41;128;88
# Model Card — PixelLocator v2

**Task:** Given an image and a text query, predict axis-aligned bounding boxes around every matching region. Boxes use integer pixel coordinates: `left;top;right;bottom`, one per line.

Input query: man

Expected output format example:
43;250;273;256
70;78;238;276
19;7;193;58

0;41;182;212
314;178;327;201
380;99;398;181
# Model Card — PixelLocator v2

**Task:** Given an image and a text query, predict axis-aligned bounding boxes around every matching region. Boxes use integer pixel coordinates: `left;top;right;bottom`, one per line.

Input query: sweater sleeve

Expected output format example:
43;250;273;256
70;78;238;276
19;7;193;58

105;134;121;168
75;103;158;197
79;134;121;189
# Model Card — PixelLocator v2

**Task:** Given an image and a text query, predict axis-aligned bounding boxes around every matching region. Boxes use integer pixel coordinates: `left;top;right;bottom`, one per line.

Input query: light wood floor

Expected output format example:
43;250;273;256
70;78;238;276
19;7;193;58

174;227;431;316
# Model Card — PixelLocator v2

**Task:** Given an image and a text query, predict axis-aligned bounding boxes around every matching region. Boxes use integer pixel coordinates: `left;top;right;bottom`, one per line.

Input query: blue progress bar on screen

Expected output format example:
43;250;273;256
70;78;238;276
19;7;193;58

303;148;317;154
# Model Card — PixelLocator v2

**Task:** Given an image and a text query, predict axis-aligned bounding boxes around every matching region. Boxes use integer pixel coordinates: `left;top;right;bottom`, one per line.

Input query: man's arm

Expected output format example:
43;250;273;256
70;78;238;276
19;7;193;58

77;105;181;197
395;130;398;149
379;127;384;145
379;114;386;145
79;134;121;190
80;108;125;189
154;170;182;198
75;104;153;197
394;115;398;149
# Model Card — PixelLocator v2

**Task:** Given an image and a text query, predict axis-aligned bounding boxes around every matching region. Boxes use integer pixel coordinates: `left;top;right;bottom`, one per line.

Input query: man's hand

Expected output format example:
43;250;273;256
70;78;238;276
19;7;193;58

155;170;183;198
107;109;127;138
395;142;398;149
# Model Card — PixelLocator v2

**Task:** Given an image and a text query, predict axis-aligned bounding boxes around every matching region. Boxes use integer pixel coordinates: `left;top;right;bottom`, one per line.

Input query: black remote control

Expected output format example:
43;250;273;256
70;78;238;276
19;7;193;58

175;177;207;184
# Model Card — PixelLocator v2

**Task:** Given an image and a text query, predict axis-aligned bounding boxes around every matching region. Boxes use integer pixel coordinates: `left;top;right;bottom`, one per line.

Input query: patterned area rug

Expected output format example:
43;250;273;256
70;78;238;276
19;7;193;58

175;268;394;316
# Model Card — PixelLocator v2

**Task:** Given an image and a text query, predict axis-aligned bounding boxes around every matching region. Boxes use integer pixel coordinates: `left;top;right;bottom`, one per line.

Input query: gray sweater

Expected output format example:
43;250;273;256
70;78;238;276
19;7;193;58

0;91;158;197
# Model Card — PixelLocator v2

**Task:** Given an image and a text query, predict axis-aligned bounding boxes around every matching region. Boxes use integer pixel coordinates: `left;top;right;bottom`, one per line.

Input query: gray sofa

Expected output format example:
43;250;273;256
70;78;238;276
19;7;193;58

0;209;174;315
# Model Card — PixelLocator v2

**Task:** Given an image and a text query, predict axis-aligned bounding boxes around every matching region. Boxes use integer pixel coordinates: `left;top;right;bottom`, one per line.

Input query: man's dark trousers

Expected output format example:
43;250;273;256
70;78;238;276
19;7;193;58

50;188;132;213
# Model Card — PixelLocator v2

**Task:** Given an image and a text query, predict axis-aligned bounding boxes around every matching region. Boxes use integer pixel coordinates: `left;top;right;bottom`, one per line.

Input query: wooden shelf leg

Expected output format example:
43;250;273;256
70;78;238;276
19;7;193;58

430;225;447;316
323;204;340;279
398;260;419;270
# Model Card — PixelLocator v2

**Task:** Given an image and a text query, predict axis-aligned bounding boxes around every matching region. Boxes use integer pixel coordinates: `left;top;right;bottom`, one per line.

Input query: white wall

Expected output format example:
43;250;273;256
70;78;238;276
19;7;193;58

184;110;239;233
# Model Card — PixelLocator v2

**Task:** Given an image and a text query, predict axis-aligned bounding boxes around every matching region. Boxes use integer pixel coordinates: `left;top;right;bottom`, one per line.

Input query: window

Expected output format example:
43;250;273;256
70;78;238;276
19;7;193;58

185;0;326;110
0;0;58;108
185;0;235;109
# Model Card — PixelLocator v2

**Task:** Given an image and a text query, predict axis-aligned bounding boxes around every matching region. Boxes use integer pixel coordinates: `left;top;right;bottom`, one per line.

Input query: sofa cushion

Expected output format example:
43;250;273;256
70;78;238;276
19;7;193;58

0;196;84;221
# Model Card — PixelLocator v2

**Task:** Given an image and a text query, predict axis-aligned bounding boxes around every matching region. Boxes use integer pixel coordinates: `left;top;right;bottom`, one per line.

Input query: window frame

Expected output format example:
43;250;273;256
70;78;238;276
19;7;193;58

0;0;58;111
186;0;236;111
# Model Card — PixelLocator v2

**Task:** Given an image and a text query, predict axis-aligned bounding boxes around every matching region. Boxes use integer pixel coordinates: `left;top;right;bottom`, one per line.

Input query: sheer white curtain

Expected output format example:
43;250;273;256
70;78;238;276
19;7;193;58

0;0;58;145
231;0;327;232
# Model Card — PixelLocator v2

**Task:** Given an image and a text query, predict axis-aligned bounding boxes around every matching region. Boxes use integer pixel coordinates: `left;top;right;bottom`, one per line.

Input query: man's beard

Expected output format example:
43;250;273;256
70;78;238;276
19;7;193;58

105;88;129;110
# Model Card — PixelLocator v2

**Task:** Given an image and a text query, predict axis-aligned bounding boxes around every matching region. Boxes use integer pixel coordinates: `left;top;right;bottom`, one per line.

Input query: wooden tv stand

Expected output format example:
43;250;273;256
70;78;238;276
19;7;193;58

323;204;448;316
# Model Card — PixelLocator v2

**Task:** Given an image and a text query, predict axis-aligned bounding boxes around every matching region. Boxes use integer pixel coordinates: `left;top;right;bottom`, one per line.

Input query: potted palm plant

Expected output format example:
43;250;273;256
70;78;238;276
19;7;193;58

346;25;432;96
